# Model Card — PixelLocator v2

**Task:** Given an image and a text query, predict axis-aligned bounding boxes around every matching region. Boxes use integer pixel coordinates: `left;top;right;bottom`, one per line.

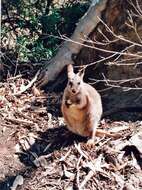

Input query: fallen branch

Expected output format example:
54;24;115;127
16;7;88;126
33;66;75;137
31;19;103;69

13;71;40;96
80;170;94;189
5;117;34;125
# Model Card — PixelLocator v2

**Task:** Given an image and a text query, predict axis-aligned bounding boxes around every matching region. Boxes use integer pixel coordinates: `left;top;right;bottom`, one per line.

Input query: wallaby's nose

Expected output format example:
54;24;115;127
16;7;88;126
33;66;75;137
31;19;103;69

72;89;76;93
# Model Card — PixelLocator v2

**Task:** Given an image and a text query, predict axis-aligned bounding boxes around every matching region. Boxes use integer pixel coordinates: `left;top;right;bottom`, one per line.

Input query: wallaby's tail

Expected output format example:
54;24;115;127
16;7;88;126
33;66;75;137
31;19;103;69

95;129;121;138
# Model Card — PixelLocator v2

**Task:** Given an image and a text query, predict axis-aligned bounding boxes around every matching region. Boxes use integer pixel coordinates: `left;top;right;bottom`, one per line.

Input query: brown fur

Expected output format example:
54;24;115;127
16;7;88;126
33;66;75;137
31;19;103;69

61;64;119;142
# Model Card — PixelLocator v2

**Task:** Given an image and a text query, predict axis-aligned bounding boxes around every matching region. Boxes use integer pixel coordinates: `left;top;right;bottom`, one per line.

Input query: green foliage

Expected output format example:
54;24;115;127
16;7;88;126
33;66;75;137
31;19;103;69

16;36;54;62
2;0;89;63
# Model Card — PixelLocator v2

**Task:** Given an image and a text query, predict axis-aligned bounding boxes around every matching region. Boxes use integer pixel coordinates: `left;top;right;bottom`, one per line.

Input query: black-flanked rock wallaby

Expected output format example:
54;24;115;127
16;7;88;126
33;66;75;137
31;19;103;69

61;64;119;145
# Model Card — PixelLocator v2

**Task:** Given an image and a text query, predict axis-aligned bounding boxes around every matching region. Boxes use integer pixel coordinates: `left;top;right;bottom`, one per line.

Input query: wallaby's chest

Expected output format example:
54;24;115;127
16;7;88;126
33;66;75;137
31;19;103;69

64;104;87;136
66;104;85;120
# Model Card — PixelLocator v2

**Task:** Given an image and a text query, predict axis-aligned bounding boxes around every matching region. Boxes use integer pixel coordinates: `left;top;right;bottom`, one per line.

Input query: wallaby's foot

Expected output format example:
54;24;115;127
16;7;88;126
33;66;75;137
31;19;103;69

86;138;95;149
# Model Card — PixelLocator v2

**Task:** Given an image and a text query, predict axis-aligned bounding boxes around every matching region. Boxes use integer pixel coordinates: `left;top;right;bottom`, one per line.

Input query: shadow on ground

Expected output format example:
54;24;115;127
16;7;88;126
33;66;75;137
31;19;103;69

0;126;87;190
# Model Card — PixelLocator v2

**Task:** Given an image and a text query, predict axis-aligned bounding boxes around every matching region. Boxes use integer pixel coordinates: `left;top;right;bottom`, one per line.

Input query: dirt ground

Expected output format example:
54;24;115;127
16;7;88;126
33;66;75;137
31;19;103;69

0;77;142;190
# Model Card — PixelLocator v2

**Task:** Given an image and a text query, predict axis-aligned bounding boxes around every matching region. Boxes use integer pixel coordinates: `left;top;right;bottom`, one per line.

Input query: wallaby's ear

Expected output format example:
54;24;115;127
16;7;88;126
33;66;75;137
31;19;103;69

67;64;74;79
78;68;85;79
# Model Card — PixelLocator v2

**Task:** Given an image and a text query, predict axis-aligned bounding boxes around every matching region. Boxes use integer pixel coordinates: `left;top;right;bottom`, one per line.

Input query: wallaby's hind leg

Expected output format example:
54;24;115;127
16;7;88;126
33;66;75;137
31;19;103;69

86;120;98;147
86;120;121;148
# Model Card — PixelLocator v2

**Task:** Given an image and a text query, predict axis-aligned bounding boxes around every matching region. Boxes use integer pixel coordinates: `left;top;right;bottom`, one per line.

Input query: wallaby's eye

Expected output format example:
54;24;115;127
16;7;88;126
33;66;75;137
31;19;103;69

78;82;80;85
69;81;73;87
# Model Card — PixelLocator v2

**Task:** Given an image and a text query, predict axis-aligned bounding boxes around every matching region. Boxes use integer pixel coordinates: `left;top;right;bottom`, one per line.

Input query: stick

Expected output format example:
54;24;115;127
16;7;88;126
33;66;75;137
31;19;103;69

13;71;40;96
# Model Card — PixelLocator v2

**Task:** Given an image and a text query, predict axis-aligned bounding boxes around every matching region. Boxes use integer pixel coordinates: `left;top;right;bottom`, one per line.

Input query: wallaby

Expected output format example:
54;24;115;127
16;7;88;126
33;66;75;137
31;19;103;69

61;64;119;145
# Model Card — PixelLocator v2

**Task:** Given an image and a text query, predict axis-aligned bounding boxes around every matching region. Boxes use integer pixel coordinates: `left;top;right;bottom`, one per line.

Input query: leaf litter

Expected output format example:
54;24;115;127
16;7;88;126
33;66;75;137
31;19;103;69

0;77;142;190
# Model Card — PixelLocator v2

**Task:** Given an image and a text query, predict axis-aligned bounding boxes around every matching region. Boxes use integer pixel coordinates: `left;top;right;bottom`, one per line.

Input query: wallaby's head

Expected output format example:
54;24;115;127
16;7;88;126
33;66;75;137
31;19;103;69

67;64;85;95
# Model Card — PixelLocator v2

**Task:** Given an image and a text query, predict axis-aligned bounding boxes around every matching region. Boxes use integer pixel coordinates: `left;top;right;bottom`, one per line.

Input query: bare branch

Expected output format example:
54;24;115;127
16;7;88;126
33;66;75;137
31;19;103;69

98;17;142;48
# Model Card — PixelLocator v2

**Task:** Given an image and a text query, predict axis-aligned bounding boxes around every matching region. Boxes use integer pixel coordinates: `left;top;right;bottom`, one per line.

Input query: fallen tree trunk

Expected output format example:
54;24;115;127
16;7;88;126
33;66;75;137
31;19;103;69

36;0;108;87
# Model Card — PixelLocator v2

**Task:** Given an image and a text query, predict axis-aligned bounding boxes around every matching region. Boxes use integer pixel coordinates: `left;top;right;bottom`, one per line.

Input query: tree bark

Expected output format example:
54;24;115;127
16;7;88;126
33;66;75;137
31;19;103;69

37;0;108;87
